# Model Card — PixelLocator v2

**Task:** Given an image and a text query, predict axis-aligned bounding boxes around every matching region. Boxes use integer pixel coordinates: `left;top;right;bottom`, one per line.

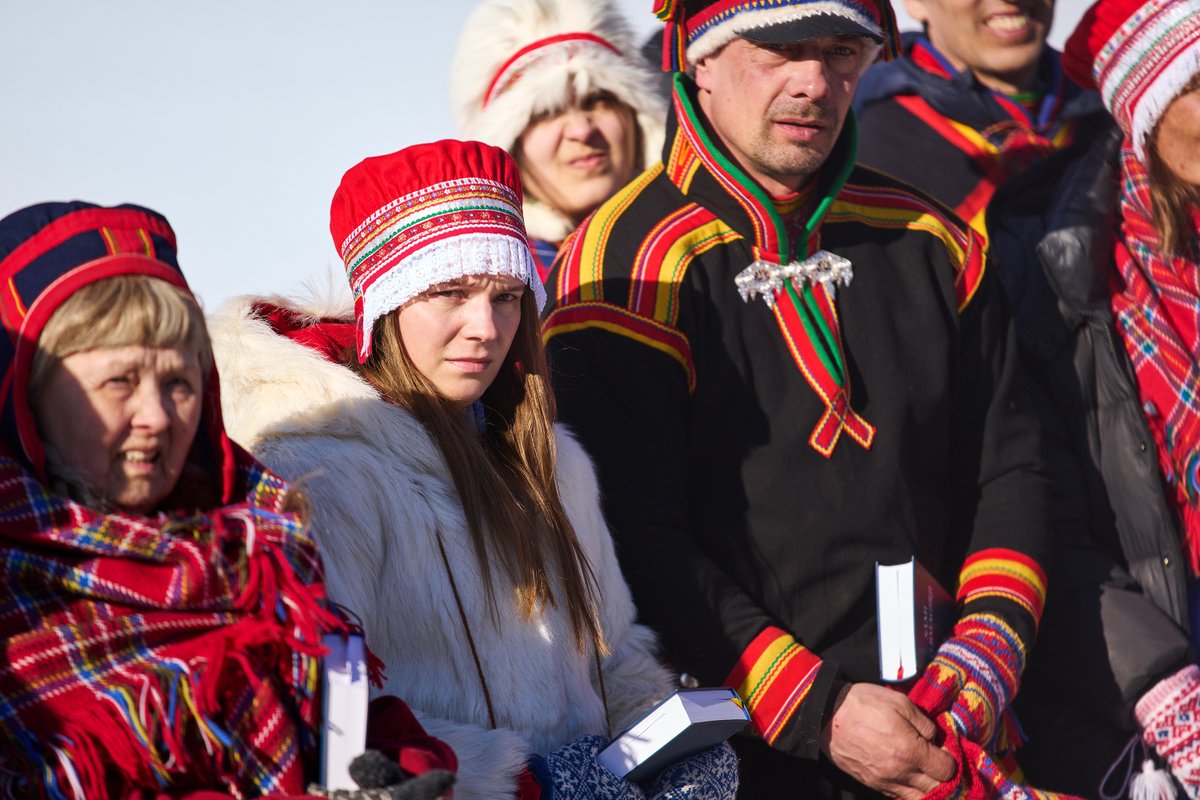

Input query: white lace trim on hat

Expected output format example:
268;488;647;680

357;232;545;361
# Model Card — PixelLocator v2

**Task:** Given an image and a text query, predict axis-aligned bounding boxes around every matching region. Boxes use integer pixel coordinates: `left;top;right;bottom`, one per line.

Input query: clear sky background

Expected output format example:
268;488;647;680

0;1;1091;310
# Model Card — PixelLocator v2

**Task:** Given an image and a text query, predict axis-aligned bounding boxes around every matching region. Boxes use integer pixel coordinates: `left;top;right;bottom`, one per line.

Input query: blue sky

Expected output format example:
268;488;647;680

0;1;1090;309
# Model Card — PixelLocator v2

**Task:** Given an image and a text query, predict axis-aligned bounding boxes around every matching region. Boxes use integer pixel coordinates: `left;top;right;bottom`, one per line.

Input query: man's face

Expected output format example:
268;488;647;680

904;0;1053;94
694;35;872;196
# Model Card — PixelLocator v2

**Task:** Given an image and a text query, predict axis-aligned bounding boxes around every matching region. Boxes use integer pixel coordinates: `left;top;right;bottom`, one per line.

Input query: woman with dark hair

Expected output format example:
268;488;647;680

0;201;454;799
210;140;737;800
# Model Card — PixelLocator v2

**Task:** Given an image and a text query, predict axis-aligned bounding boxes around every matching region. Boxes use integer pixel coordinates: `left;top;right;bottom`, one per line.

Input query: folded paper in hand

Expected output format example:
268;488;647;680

322;633;370;790
598;688;749;783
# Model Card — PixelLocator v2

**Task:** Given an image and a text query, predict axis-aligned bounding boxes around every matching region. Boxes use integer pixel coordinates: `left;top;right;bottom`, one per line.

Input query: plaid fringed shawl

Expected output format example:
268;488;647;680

0;447;350;800
1113;141;1200;575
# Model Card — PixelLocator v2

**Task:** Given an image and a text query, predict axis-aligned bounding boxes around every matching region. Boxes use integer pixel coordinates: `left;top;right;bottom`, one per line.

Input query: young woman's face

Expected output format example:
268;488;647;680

34;345;203;514
1155;84;1200;187
396;275;525;407
517;91;639;225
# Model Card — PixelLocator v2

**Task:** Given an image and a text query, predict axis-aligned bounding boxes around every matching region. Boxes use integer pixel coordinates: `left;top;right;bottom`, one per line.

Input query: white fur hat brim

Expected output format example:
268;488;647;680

450;0;667;194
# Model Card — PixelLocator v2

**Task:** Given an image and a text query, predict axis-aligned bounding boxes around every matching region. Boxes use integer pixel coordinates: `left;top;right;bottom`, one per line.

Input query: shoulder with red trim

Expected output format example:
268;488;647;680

829;165;987;312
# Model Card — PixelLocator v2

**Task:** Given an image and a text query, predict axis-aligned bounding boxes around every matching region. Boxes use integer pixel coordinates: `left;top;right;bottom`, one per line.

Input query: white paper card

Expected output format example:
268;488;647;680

321;633;369;790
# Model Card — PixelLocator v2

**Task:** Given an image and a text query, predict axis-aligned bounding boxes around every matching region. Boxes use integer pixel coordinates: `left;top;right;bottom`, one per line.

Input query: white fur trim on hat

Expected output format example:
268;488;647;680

685;1;884;65
449;0;667;240
359;232;545;362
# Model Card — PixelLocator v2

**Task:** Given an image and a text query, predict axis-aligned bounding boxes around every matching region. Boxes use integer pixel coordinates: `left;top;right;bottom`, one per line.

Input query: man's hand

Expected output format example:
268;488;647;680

819;683;956;799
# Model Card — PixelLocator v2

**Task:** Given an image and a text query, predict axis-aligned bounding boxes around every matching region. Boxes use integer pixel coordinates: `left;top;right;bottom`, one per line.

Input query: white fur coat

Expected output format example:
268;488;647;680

209;295;673;799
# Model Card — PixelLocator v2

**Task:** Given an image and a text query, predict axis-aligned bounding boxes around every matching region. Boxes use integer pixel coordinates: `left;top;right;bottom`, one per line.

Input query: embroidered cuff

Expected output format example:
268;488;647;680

723;626;822;747
956;547;1047;628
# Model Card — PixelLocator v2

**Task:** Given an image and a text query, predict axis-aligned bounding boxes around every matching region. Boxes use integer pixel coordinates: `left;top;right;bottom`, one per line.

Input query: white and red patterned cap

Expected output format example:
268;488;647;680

329;139;544;363
1064;0;1200;159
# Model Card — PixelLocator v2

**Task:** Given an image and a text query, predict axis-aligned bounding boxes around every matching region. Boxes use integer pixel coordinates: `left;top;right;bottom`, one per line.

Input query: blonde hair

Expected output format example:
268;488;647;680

30;275;211;398
27;275;213;508
350;291;608;656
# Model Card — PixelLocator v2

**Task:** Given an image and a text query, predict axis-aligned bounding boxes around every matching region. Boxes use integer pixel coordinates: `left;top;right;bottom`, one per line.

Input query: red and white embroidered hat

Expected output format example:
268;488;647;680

329;139;544;363
1064;0;1200;159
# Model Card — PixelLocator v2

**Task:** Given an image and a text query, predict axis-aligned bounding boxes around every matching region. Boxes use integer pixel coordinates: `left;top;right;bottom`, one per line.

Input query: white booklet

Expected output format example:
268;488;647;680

875;557;953;682
598;688;749;783
321;633;370;790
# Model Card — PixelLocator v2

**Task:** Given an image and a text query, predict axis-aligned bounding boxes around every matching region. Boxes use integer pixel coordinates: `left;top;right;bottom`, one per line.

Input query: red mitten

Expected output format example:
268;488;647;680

919;724;1082;800
909;613;1024;754
1135;664;1200;799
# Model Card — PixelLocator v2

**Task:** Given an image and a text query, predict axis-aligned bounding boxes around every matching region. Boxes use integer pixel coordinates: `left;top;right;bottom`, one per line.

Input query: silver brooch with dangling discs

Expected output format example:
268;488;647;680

735;250;853;308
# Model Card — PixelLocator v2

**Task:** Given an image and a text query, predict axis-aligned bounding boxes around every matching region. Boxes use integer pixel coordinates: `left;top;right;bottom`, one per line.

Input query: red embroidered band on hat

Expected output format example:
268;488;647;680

340;175;541;363
483;32;623;108
1065;0;1200;158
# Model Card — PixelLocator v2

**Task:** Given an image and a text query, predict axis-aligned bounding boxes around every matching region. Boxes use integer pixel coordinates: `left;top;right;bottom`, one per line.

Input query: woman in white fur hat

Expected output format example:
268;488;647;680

450;0;666;280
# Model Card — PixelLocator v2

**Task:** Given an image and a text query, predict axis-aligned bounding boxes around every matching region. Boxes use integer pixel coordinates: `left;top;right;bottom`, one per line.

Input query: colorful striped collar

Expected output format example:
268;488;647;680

909;36;1066;130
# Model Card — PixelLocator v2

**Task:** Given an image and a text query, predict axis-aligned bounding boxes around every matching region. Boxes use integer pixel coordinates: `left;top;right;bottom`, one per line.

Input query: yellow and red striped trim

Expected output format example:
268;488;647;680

723;626;822;746
629;205;740;326
828;184;986;312
543;301;696;392
956;548;1047;624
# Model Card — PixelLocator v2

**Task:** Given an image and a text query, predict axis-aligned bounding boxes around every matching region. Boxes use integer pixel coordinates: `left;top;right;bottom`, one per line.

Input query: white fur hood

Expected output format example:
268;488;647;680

208;294;673;800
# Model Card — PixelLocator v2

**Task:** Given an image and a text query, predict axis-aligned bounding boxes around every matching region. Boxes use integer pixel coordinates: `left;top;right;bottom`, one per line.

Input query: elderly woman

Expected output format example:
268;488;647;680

209;140;737;800
0;201;454;800
449;0;666;279
981;0;1200;795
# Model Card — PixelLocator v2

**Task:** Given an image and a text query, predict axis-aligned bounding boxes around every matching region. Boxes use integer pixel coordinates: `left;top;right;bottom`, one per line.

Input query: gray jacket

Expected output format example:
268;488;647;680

989;127;1192;794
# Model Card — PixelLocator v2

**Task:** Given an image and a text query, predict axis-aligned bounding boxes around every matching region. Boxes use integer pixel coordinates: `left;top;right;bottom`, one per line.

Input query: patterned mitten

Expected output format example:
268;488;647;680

1135;664;1200;799
644;742;739;800
908;613;1024;753
528;735;646;800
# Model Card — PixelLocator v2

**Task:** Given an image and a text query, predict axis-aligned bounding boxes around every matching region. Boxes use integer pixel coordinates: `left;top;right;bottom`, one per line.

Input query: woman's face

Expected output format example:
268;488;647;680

34;345;203;514
518;91;639;225
1156;85;1200;187
396;274;525;407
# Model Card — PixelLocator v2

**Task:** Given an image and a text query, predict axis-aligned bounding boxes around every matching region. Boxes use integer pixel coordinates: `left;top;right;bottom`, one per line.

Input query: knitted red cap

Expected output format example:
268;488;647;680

329;139;544;363
1064;0;1200;158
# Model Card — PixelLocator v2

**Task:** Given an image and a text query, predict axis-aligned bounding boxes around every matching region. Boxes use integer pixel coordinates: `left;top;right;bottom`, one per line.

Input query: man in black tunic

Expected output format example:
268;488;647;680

542;1;1052;796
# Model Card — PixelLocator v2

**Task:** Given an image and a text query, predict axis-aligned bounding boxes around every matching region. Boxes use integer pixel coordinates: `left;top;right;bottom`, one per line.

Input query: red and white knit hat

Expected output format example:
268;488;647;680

1064;0;1200;159
653;0;899;72
329;139;544;363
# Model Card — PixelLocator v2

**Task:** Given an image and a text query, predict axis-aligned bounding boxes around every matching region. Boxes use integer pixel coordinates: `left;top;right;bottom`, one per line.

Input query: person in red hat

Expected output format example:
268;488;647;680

0;201;456;800
979;0;1200;796
208;139;739;800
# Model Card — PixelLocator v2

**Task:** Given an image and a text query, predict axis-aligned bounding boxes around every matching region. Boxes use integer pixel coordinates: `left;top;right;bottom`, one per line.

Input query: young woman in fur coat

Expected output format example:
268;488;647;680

210;141;738;800
449;0;666;280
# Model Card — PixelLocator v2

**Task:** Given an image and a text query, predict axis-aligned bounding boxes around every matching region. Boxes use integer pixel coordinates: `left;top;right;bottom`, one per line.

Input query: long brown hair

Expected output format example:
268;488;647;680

1147;137;1200;256
1146;75;1200;255
350;291;607;655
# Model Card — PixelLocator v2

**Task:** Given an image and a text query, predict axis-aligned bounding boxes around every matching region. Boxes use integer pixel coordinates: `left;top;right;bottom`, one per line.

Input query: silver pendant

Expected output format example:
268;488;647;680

734;250;853;308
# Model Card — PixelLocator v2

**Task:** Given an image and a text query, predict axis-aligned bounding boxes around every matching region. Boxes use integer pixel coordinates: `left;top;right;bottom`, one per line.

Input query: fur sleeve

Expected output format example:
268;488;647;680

553;427;676;731
250;433;538;800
